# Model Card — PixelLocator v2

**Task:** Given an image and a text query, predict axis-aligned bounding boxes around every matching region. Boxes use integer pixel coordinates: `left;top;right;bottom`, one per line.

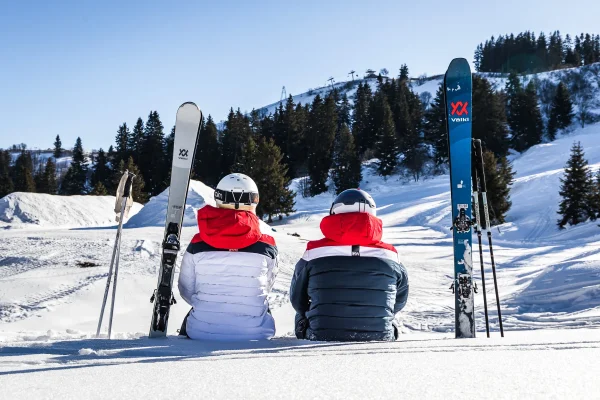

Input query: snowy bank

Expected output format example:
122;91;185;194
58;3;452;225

0;192;142;229
125;180;216;228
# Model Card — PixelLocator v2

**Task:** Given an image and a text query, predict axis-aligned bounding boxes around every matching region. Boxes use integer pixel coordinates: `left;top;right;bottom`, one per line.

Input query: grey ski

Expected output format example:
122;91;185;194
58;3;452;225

149;102;202;338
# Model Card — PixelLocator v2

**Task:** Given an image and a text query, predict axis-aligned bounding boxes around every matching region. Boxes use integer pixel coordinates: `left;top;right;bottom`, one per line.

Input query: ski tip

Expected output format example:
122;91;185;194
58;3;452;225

176;102;202;122
445;58;471;74
179;101;198;109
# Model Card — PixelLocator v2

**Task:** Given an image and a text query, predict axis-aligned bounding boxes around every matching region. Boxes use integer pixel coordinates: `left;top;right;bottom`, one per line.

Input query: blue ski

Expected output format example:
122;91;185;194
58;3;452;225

444;58;475;338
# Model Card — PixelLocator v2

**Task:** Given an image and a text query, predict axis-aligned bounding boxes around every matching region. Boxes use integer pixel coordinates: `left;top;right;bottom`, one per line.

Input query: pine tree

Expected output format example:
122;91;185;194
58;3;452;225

0;150;14;197
352;82;374;156
12;150;36;192
591;169;600;220
548;82;574;140
332;123;362;193
472;76;510;158
115;123;130;164
53;135;62;159
194;115;222;187
398;82;426;181
163;125;175;183
34;163;45;193
375;94;399;176
399;64;409;81
60;137;88;195
423;83;448;166
91;148;112;191
512;81;544;152
337;93;352;130
238;137;295;222
129;117;145;164
557;142;596;228
481;151;514;225
574;35;584;66
90;182;109;196
113;157;147;203
139;111;166;196
283;95;305;179
505;72;523;138
564;34;579;66
272;103;287;155
292;103;309;176
42;158;57;194
221;108;252;174
306;95;337;195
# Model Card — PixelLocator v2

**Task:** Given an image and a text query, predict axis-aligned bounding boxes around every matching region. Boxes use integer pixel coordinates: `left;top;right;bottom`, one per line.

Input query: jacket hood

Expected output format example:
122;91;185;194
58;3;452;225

194;205;262;249
319;212;383;246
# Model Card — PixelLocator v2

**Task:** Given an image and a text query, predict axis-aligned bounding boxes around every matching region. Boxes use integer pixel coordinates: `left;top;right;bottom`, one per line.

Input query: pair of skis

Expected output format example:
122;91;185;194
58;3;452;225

444;58;503;338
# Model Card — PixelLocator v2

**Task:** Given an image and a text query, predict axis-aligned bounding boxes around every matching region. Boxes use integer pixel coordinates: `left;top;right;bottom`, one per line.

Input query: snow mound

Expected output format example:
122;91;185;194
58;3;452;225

0;192;142;229
125;180;216;228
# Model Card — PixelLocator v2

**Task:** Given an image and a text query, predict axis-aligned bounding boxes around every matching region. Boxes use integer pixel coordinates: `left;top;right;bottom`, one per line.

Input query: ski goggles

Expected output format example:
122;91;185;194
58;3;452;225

214;189;259;205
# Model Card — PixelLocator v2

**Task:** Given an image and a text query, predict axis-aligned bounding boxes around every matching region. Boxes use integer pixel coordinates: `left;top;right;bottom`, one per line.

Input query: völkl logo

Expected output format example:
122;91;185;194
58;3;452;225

178;148;189;159
450;101;470;122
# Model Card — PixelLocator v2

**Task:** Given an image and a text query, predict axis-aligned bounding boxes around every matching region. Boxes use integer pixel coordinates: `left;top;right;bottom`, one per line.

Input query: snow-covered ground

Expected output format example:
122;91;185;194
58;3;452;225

1;125;600;398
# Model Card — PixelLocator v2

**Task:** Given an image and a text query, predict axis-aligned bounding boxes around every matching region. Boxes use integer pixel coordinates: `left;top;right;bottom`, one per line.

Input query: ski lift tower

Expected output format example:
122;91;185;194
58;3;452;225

280;86;287;103
328;77;335;90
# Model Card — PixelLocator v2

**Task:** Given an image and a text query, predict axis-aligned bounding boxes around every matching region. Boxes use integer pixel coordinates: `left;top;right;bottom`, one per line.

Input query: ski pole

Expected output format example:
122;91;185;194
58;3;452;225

96;172;134;339
473;139;505;337
471;140;490;338
108;210;124;339
96;202;126;338
107;173;134;339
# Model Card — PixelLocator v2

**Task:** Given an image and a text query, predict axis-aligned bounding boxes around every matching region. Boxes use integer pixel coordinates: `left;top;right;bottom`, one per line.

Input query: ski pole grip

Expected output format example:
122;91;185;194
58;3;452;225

474;139;487;192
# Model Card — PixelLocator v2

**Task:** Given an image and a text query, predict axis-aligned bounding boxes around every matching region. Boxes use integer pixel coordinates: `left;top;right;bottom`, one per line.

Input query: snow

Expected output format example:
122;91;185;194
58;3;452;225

0;192;142;229
1;329;598;399
2;109;600;398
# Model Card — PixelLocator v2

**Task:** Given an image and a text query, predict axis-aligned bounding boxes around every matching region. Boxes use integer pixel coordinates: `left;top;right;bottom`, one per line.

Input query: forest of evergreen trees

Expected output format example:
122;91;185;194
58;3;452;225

2;33;599;224
475;31;600;73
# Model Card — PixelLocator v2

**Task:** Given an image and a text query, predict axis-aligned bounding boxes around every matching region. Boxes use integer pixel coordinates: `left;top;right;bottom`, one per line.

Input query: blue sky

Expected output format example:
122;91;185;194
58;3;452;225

1;0;599;150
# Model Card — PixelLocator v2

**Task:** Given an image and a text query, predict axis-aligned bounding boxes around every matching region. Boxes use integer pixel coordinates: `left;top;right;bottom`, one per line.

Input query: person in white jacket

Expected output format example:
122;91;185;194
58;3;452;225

178;173;278;340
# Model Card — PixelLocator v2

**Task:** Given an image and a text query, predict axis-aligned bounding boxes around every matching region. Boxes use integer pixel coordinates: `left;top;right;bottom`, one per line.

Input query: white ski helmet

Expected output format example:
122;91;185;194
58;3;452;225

214;173;259;212
330;189;376;216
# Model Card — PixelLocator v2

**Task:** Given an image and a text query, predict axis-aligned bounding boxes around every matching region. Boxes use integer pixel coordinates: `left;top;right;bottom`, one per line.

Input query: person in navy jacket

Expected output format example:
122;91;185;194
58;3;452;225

290;189;409;341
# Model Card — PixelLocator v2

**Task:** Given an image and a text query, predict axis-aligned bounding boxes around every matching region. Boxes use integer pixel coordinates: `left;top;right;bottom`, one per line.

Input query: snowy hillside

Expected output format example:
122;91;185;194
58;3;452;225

1;124;600;398
0;192;142;229
9;151;75;172
257;63;600;120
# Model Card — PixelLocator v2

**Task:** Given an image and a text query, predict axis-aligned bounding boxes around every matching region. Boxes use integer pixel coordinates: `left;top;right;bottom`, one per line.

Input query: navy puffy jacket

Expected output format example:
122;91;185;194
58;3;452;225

290;212;409;342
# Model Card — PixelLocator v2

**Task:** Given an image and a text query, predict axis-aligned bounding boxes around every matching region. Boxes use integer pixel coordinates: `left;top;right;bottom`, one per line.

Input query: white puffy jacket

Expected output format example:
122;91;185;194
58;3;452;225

177;205;278;340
